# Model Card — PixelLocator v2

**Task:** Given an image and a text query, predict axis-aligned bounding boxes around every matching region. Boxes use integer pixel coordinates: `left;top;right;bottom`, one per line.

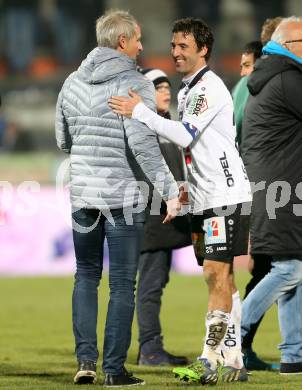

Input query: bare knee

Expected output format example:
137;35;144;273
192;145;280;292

203;261;233;312
203;261;231;292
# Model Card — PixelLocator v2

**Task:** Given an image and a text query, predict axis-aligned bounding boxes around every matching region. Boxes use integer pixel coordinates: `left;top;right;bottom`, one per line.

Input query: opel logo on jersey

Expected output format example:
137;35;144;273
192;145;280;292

219;152;235;187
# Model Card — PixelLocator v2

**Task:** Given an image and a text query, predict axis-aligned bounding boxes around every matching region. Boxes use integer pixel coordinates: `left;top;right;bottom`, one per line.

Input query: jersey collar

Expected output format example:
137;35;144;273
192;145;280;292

179;65;209;90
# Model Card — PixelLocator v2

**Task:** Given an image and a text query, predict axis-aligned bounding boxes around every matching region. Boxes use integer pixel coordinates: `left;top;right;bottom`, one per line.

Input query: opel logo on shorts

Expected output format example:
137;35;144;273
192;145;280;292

228;219;234;226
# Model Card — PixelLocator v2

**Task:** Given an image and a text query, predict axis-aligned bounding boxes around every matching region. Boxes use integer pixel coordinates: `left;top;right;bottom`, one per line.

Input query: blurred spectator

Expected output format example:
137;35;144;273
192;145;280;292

84;0;104;51
1;0;38;74
53;0;85;65
176;0;221;55
0;111;17;152
260;16;283;44
53;0;103;66
249;0;285;37
176;0;221;28
0;94;17;151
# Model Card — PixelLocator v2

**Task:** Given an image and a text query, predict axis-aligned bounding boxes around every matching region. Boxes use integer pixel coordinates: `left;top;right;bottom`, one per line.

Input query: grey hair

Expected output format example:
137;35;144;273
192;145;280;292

271;16;302;43
96;9;138;48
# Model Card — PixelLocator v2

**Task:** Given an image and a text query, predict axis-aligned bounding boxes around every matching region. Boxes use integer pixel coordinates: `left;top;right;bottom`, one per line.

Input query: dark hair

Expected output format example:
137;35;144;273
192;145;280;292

243;41;263;60
172;18;214;61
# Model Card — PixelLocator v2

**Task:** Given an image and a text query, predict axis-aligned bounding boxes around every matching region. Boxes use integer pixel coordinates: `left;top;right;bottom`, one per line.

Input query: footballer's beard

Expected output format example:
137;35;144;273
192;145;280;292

175;58;195;77
174;58;187;72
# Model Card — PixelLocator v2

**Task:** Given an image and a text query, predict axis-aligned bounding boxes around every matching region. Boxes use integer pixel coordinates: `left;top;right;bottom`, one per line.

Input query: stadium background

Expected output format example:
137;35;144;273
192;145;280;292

0;1;302;388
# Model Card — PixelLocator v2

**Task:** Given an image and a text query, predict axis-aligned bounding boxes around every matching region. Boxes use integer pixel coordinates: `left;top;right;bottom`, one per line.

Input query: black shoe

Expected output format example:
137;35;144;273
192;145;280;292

74;360;97;384
138;336;188;366
104;367;145;387
243;347;279;371
138;350;188;366
280;362;302;375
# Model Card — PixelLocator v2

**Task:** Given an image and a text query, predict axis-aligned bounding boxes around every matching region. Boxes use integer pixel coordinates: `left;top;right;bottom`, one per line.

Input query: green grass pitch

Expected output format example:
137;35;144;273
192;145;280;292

0;272;301;389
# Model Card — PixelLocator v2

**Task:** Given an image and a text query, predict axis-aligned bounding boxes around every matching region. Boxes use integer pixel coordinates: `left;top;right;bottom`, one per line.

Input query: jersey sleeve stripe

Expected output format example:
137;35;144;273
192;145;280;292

182;122;199;139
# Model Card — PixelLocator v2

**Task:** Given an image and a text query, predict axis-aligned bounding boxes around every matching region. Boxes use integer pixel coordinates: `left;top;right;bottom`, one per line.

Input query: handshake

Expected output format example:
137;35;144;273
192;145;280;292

163;183;189;224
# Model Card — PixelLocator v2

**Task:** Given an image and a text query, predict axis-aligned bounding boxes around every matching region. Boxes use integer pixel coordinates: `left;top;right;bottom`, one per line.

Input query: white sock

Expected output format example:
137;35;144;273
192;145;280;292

199;310;230;369
222;291;244;368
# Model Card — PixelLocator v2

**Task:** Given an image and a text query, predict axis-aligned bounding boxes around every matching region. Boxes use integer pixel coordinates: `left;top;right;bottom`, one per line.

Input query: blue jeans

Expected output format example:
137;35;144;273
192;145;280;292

72;208;145;374
241;259;302;363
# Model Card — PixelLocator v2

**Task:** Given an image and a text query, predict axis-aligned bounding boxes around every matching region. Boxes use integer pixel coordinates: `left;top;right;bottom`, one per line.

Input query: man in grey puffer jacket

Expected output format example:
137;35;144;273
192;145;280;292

55;9;180;387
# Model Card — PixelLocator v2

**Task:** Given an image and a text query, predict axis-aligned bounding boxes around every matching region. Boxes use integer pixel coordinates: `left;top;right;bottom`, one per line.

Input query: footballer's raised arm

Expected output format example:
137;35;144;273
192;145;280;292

132;102;198;148
109;92;197;148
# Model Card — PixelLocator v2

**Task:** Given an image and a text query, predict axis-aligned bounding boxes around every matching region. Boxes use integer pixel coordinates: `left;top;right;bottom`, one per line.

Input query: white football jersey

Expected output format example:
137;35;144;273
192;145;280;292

178;69;252;212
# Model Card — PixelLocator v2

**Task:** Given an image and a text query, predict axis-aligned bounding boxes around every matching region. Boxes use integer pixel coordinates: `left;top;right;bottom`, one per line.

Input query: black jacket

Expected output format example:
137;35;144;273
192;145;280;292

241;55;302;257
141;136;191;252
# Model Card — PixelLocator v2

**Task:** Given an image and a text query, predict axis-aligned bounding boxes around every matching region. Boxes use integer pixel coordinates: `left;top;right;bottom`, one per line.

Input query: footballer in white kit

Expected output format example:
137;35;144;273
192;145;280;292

122;64;251;264
178;66;251;213
109;17;252;385
177;65;251;265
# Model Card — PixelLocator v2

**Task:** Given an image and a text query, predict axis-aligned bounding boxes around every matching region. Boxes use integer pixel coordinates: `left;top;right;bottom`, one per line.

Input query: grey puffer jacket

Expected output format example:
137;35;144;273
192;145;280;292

55;47;178;210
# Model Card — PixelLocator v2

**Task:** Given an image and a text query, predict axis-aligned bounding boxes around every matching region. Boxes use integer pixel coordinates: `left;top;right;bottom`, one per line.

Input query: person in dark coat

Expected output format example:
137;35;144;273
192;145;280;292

241;16;302;375
136;68;191;366
241;20;282;373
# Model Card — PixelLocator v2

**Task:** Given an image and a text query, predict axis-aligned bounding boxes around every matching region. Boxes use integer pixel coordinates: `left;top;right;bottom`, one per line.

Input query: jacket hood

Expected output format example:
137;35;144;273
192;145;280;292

77;47;136;84
263;40;302;65
247;43;302;95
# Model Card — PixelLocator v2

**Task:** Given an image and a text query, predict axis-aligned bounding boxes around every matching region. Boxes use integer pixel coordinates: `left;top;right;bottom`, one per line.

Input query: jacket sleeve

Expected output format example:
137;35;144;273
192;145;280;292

121;78;179;201
232;76;249;146
282;70;302;120
55;88;72;154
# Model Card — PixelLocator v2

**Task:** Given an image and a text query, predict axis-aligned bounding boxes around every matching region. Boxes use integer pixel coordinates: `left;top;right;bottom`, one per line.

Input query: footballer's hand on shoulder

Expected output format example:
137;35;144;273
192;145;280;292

108;89;141;118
